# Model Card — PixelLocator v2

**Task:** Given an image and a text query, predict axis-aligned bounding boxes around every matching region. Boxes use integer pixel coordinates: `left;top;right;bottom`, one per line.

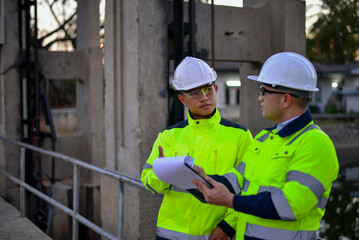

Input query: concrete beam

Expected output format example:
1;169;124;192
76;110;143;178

168;1;272;63
38;50;86;80
195;2;272;62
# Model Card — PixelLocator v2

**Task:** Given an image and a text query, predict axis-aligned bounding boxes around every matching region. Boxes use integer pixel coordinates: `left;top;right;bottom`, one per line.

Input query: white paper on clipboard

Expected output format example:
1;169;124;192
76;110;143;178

152;156;212;190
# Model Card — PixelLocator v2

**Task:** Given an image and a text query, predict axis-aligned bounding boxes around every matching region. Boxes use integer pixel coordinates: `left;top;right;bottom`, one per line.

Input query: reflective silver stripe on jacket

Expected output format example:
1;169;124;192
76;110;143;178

146;178;158;193
256;170;327;220
157;226;210;240
170;185;186;193
142;162;152;170
142;163;157;193
242;178;250;192
271;188;296;220
316;195;328;209
256;132;270;142
235;162;246;176
258;185;295;220
287;170;327;209
287;124;320;145
245;223;317;240
223;172;241;194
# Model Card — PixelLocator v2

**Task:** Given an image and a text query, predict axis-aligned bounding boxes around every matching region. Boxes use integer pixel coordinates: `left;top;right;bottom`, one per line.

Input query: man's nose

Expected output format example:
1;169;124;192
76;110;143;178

258;95;264;102
199;90;209;100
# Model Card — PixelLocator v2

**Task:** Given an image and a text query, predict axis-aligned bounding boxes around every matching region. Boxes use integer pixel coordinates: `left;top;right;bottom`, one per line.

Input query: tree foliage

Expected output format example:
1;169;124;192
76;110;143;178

306;0;359;63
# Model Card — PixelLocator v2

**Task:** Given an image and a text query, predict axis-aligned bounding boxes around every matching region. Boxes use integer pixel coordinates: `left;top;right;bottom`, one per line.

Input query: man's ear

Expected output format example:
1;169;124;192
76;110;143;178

178;94;186;106
214;84;219;93
282;94;292;108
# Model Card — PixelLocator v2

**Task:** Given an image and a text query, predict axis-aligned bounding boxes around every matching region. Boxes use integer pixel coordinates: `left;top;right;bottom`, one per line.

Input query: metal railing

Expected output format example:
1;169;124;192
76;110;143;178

0;135;146;240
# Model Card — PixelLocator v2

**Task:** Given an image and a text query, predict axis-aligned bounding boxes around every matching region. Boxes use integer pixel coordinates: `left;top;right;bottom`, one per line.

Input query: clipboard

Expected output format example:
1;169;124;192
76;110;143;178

152;156;213;203
183;162;213;203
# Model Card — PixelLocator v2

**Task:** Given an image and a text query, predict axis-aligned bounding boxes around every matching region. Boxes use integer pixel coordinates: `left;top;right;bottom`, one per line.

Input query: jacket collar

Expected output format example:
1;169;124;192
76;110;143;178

188;108;221;128
265;109;312;138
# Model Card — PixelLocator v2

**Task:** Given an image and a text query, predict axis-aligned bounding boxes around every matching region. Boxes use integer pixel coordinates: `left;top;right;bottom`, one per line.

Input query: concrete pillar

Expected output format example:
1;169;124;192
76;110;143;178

239;62;272;135
0;0;21;197
103;0;168;238
240;0;306;135
243;0;305;55
76;0;104;172
269;0;306;54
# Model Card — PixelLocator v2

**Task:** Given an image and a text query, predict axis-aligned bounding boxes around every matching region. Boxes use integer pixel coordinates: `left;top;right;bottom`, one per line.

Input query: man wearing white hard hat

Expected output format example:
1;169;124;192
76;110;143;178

141;56;253;240
194;52;339;240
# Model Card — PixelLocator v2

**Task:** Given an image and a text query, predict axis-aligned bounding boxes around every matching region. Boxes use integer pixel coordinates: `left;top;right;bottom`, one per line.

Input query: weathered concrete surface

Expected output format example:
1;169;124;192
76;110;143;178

103;0;168;239
0;0;21;198
0;197;51;240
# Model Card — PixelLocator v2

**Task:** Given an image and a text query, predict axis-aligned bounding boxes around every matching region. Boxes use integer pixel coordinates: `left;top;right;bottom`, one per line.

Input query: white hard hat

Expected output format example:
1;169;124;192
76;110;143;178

248;52;319;92
172;56;217;91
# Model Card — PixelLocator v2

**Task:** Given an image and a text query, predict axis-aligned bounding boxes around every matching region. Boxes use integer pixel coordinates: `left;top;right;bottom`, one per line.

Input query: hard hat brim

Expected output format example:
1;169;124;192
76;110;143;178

173;79;215;91
247;75;319;92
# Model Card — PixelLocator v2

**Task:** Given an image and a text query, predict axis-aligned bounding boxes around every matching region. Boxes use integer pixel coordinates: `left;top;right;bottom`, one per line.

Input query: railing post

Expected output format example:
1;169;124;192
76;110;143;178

117;181;124;240
20;147;25;217
72;164;79;240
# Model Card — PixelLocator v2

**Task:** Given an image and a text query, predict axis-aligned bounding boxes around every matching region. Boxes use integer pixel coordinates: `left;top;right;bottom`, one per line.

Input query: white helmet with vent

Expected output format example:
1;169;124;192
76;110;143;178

172;57;217;91
248;52;318;92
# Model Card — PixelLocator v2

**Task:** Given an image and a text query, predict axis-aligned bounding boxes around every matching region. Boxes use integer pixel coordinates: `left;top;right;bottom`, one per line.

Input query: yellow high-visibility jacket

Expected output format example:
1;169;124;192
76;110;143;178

217;110;339;240
141;109;253;239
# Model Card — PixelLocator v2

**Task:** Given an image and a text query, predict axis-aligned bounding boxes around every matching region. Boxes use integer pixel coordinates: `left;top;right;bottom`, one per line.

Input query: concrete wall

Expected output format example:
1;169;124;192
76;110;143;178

102;0;168;238
0;0;21;198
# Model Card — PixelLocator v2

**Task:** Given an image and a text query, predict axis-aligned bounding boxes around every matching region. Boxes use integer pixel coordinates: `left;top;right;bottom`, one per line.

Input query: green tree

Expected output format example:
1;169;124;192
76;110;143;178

306;0;359;63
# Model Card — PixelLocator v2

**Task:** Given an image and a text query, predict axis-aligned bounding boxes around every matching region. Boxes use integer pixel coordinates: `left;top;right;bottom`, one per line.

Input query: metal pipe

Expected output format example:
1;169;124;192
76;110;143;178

0;169;118;240
20;147;25;217
18;0;25;140
72;164;79;240
118;181;124;239
169;0;185;126
24;0;32;145
34;0;40;148
211;0;215;68
188;0;196;57
0;136;145;189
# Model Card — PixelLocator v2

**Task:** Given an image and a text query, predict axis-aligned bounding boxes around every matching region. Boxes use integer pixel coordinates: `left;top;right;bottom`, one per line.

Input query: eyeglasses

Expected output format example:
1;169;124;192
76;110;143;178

259;86;299;98
182;83;215;99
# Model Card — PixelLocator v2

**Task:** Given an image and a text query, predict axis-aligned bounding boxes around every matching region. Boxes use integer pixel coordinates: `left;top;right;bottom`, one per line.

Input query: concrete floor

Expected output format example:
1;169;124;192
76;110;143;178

0;197;51;240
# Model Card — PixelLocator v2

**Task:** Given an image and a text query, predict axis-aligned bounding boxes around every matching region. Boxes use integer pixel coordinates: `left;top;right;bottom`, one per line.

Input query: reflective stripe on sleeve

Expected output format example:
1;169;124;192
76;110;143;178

270;189;296;220
235;162;246;176
316;196;328;209
157;226;210;240
286;170;326;202
245;223;317;240
170;185;186;193
146;178;158;193
258;185;295;220
223;172;241;194
142;162;152;170
242;178;250;192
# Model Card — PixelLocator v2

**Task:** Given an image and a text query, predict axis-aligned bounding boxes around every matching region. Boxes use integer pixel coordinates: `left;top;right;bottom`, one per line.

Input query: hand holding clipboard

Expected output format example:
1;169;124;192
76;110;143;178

152;155;212;202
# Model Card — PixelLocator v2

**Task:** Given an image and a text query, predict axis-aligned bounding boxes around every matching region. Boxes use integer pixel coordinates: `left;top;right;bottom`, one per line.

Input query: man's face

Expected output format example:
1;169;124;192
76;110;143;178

178;83;218;119
258;84;286;122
